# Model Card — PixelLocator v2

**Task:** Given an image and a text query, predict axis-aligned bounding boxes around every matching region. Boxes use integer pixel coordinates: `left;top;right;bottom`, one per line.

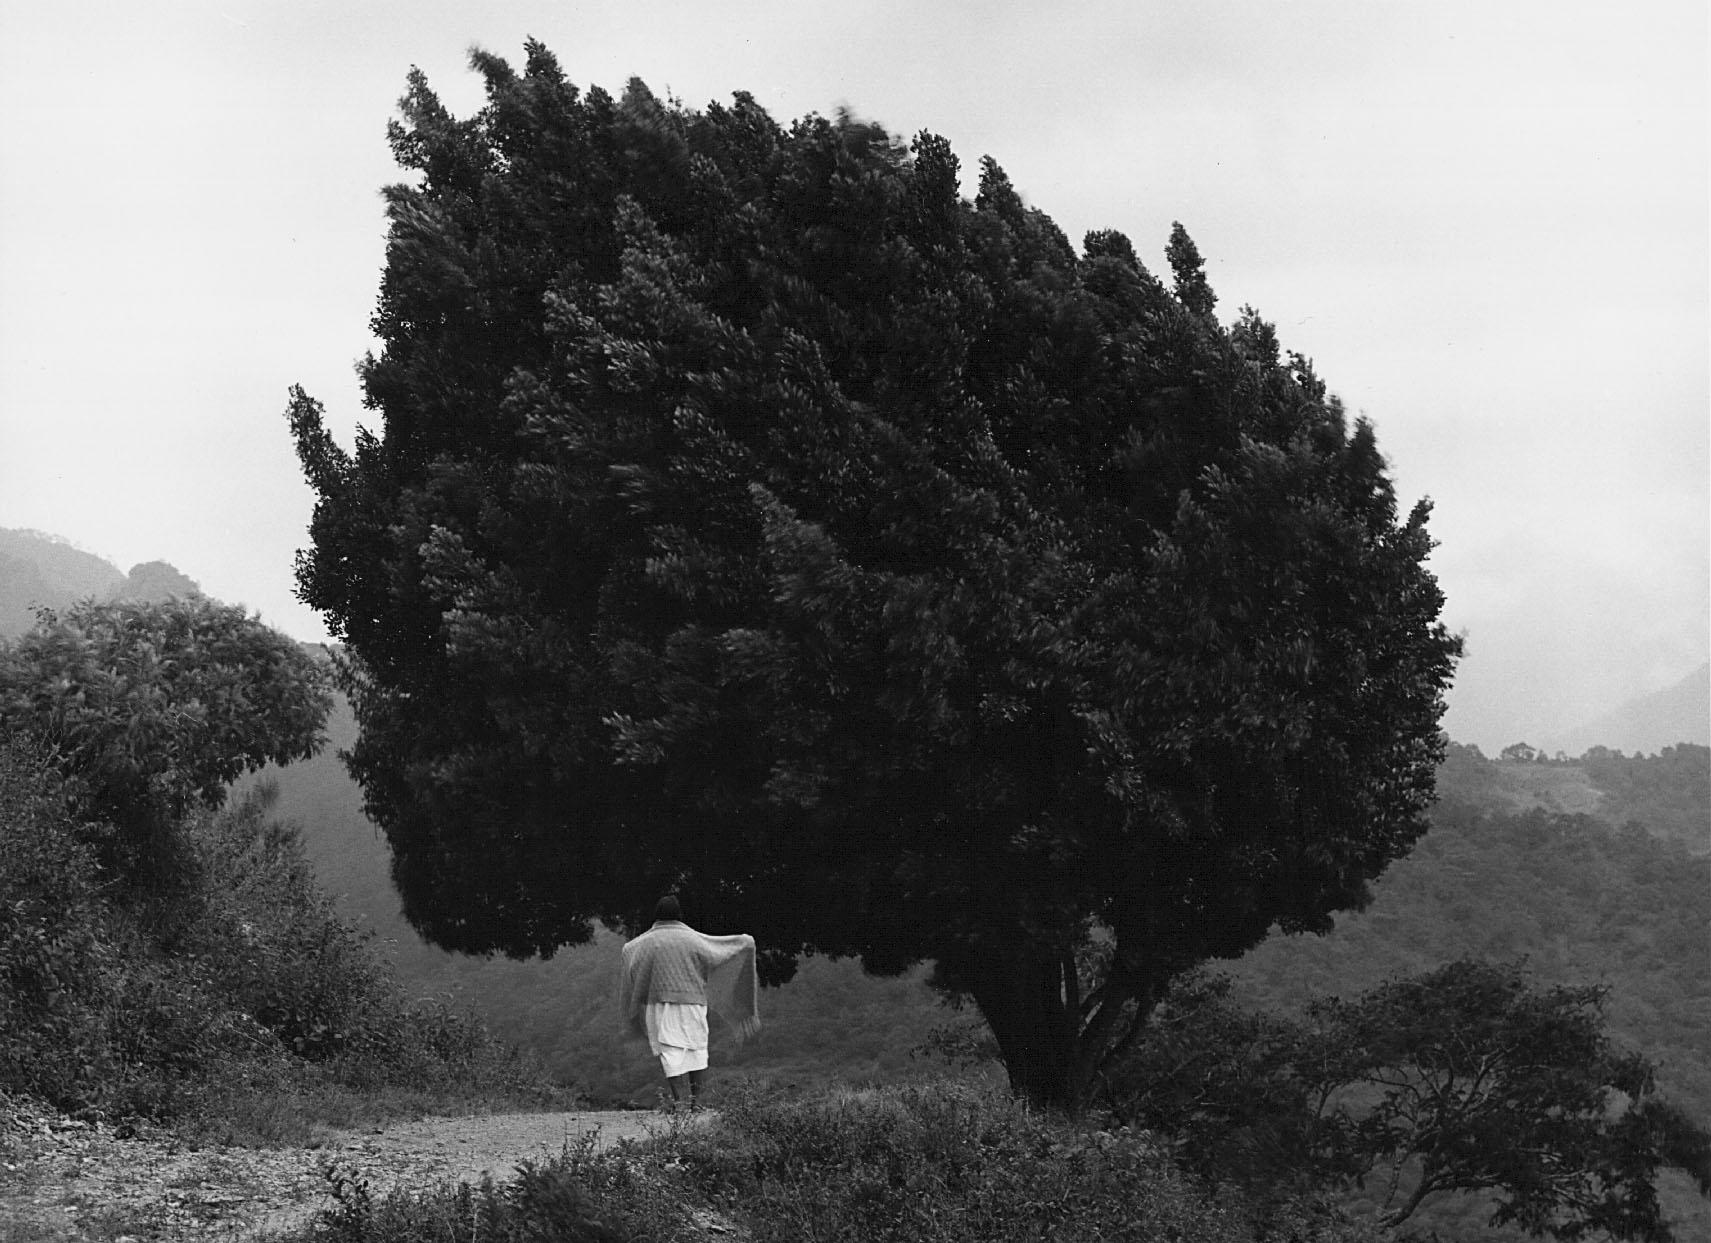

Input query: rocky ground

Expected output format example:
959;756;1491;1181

0;1096;690;1241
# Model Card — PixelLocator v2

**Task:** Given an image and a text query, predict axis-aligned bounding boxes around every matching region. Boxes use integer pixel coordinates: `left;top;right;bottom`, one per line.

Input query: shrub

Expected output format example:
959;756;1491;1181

0;742;268;1115
0;743;561;1123
0;742;125;1106
654;1080;1365;1242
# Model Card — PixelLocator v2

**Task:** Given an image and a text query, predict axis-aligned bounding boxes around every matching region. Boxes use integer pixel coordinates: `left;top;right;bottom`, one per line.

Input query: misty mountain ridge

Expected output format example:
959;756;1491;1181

0;527;201;637
1547;662;1710;758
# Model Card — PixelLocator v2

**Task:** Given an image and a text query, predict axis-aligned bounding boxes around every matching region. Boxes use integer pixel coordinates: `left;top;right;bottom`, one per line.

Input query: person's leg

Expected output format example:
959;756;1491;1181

651;1005;710;1110
664;1072;689;1105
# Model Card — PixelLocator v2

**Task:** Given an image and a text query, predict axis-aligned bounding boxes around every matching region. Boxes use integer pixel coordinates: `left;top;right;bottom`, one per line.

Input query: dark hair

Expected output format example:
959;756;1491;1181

655;894;682;922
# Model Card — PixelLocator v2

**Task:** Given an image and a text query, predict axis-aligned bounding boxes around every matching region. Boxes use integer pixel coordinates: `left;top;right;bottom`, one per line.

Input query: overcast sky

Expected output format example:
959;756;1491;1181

1;0;1704;753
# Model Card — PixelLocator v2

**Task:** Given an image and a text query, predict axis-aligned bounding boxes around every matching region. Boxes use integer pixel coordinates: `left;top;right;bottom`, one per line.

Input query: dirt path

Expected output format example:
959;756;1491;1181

1;1102;686;1241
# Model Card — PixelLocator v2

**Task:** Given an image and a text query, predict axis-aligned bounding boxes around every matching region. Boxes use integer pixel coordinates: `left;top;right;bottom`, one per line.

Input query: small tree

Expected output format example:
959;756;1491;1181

0;597;331;888
1113;960;1711;1241
1317;960;1711;1239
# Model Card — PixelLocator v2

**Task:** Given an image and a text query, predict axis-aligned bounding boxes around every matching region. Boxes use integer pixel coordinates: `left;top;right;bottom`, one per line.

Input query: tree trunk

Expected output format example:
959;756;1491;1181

964;954;1089;1114
958;941;1158;1117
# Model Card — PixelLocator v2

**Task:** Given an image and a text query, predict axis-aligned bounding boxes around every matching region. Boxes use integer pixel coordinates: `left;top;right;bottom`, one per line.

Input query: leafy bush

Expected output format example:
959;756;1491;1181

0;741;276;1115
0;599;564;1129
1098;969;1349;1194
0;597;331;892
0;741;125;1105
653;1080;1366;1242
0;742;560;1124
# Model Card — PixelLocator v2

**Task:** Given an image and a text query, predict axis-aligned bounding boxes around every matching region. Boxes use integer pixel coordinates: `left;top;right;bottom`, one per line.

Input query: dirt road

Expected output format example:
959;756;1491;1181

1;1102;682;1240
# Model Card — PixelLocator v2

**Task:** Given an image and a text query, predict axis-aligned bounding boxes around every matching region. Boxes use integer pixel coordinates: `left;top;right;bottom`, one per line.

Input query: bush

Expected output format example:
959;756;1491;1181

0;742;125;1107
0;742;268;1115
655;1080;1368;1242
1099;969;1346;1195
0;742;562;1125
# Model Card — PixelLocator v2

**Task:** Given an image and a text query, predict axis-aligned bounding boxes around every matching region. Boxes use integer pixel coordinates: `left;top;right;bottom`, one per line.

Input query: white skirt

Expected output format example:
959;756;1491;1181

644;1002;709;1076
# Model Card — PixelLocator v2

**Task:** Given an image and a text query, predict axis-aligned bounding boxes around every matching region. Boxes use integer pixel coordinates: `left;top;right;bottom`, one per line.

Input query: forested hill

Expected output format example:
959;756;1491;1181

1434;739;1709;853
0;528;201;638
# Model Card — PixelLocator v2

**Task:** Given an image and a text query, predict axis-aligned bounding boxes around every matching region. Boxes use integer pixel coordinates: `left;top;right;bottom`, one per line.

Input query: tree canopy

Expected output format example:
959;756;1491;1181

289;43;1461;1109
0;596;331;883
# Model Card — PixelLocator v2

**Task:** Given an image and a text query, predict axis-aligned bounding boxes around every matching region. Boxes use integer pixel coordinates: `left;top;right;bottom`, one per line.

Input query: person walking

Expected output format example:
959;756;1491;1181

618;894;760;1109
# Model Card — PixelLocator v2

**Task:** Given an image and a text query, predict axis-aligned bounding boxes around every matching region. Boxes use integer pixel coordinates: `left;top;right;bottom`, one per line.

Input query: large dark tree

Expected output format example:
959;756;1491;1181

289;43;1461;1111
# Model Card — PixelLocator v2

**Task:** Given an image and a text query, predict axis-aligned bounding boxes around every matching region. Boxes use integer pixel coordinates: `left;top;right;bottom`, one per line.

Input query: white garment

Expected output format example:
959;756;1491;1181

644;1001;709;1076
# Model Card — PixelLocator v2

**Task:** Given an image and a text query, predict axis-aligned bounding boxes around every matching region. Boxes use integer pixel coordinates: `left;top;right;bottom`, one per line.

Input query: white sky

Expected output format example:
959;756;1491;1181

1;0;1705;752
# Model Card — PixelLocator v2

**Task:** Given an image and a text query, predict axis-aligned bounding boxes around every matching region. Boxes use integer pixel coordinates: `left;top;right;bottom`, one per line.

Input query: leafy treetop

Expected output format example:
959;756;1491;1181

0;596;331;882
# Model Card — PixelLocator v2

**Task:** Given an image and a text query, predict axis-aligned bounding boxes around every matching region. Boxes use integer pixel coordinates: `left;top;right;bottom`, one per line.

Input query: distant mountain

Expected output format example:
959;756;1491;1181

0;528;202;638
0;529;124;634
1551;662;1710;757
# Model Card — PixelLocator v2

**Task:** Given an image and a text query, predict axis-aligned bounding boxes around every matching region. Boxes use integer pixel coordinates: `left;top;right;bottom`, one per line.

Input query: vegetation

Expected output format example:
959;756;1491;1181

1;43;1701;1238
1221;754;1711;1238
0;596;331;896
1578;744;1710;849
289;42;1459;1111
280;1080;1374;1242
1234;781;1711;1124
1110;961;1711;1240
0;602;566;1138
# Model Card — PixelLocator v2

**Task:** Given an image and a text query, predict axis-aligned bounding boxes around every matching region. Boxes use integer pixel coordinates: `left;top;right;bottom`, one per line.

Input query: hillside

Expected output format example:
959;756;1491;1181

1430;739;1708;853
1551;662;1711;757
0;530;123;636
0;527;202;638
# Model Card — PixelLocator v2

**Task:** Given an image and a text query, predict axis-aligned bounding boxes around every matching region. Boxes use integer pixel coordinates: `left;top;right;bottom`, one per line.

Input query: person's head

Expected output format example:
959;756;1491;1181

654;894;682;923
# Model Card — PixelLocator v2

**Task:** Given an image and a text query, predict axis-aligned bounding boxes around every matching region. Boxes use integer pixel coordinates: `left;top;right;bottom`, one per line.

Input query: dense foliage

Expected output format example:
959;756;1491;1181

0;742;550;1124
1113;961;1711;1240
0;597;331;891
290;42;1459;1109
